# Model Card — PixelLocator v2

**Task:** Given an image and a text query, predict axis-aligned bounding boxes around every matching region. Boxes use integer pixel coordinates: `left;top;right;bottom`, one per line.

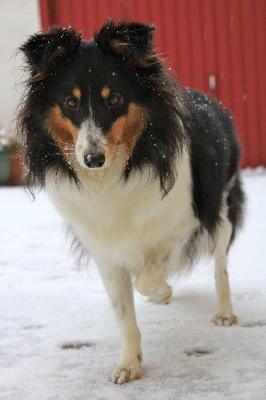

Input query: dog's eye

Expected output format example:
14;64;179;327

107;93;123;107
64;96;79;109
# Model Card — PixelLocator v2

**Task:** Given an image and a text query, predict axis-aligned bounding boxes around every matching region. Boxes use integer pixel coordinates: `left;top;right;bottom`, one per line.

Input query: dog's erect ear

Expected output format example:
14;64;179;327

94;20;157;67
20;27;81;80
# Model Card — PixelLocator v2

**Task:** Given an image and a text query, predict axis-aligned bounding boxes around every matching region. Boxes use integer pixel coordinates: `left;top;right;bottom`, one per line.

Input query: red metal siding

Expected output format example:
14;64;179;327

39;0;266;167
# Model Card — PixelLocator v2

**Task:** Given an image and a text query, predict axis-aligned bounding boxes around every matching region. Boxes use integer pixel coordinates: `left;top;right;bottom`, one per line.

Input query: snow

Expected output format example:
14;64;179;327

0;172;266;399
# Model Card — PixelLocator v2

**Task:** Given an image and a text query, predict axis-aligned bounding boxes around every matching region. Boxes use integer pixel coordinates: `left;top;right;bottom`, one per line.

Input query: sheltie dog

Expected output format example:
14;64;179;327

17;20;245;384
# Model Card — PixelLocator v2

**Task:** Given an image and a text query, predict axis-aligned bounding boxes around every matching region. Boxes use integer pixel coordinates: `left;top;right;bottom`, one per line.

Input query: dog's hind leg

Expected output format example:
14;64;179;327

97;263;142;384
212;214;237;327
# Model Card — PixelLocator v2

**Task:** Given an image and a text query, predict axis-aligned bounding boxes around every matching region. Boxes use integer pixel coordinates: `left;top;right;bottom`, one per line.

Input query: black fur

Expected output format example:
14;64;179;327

17;22;186;195
21;27;81;76
17;20;244;241
94;20;156;65
18;27;81;187
184;89;245;236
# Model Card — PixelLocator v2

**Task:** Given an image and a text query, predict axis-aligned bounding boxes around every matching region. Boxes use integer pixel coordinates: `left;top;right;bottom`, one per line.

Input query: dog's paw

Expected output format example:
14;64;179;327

148;284;172;304
109;363;142;384
136;274;172;305
213;313;237;327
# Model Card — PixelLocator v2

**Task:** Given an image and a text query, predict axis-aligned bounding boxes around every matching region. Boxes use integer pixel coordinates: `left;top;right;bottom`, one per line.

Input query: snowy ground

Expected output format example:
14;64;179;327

0;171;266;400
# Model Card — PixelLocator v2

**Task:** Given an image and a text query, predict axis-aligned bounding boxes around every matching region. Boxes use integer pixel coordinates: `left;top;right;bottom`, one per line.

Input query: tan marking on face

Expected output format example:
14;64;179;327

106;116;126;160
101;86;111;99
106;103;148;163
73;87;81;100
45;105;78;157
122;104;148;153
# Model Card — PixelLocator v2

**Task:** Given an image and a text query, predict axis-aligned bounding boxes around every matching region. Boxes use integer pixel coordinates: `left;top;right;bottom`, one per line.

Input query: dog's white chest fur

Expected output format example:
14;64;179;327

45;150;198;272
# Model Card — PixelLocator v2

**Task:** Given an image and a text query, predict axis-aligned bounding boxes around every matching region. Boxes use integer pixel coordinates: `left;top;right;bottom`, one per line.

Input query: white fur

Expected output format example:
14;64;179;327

213;177;237;326
45;145;235;383
75;119;107;168
46;146;198;274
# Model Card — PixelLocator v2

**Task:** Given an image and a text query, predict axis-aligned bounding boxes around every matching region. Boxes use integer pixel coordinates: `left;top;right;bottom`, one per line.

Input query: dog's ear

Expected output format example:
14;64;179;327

94;20;157;67
20;27;81;80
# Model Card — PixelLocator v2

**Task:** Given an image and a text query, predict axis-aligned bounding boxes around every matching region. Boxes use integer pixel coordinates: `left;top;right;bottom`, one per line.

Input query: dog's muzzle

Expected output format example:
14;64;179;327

75;119;107;169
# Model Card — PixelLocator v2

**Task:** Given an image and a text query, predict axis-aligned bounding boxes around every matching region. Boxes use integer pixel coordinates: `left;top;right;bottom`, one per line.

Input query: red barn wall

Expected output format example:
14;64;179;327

39;0;266;168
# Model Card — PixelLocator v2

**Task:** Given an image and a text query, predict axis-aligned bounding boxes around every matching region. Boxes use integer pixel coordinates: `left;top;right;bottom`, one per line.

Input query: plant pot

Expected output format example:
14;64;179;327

0;151;10;185
9;151;24;185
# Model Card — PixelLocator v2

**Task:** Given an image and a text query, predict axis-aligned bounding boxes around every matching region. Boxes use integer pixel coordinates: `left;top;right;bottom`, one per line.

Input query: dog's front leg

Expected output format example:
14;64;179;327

135;244;173;304
97;264;142;384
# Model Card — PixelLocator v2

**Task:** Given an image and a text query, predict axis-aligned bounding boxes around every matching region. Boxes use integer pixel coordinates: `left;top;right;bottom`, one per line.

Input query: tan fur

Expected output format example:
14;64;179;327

101;86;111;99
73;87;81;99
46;105;77;156
107;103;148;161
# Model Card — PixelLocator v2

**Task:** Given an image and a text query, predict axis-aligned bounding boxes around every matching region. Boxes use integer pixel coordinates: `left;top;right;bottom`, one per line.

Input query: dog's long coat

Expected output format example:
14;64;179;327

18;21;244;384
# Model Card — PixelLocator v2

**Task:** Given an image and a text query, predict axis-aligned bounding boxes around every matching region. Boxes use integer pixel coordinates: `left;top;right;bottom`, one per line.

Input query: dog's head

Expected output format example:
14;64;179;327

20;21;161;172
19;20;186;194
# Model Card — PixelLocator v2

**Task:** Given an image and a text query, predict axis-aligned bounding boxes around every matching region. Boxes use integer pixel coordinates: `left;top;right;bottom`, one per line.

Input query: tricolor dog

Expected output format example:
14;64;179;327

18;21;245;384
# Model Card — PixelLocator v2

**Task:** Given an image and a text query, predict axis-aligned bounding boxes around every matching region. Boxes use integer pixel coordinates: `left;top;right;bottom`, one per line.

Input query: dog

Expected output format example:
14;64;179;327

17;20;245;384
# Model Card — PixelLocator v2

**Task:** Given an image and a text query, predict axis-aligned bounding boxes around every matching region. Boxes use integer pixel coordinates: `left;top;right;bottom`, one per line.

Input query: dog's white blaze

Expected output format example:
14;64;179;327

75;119;107;168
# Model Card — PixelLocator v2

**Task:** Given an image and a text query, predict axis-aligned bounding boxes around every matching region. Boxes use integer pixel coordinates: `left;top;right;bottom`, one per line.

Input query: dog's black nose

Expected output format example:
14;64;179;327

84;153;105;168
